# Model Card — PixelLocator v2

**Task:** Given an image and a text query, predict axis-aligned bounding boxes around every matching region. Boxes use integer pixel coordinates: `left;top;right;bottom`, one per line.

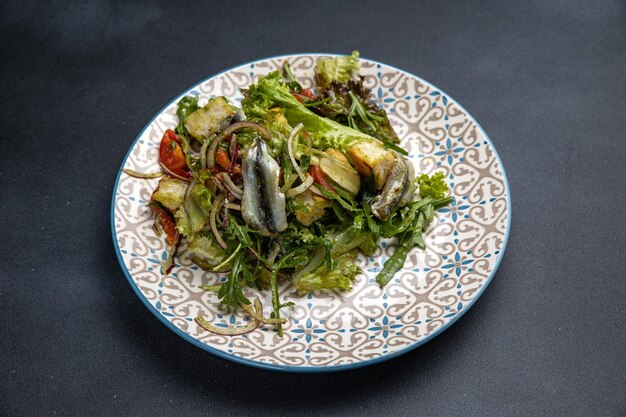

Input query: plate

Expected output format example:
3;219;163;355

111;53;511;372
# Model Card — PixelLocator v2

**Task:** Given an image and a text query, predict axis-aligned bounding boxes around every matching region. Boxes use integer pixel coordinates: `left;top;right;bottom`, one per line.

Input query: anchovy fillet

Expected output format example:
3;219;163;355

241;139;287;235
398;158;416;207
370;157;409;221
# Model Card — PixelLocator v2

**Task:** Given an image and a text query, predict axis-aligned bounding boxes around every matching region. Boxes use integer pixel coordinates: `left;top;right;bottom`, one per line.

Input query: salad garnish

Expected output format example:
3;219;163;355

125;52;452;336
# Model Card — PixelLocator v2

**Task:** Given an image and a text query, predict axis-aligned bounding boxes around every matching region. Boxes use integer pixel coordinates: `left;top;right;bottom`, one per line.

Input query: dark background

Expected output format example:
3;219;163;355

2;0;625;415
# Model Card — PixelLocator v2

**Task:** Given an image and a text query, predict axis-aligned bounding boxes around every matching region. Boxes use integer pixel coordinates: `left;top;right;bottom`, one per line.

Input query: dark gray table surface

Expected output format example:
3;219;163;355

2;0;625;416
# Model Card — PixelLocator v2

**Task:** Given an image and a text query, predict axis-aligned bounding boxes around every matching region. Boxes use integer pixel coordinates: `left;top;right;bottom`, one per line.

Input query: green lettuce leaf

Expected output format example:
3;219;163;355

330;214;376;256
313;77;401;145
187;232;230;271
292;250;360;294
174;170;214;238
241;71;378;151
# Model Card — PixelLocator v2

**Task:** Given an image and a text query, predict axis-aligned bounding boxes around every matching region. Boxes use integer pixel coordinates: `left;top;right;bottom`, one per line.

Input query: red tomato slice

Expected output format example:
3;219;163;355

311;165;335;193
300;89;315;99
159;129;189;176
215;148;231;170
149;204;178;246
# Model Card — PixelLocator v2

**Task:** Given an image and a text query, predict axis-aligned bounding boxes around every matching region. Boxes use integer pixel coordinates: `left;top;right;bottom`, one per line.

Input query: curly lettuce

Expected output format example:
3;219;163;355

174;170;214;237
241;71;377;150
292;250;360;294
316;78;401;145
417;172;449;199
315;51;360;89
186;232;230;271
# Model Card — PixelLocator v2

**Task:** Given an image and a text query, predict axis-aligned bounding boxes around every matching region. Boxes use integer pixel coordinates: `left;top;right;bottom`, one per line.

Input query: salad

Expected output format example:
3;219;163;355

124;52;452;336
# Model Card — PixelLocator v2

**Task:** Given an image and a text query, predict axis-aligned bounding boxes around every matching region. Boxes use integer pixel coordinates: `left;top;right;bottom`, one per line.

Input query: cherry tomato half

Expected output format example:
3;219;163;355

300;89;315;99
149;204;178;246
159;129;188;175
215;148;231;170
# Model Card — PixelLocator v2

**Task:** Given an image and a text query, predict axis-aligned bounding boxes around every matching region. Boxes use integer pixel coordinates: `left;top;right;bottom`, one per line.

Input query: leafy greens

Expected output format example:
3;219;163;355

139;52;453;336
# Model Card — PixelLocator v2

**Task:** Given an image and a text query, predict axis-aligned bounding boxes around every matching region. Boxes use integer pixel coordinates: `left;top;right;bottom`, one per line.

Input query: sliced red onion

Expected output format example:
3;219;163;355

209;193;227;250
194;314;258;335
221;173;243;199
228;141;239;176
206;122;271;169
160;232;180;275
195;298;263;335
200;135;213;169
287;123;306;182
122;168;163;179
158;162;191;182
239;297;286;324
285;175;314;198
302;129;312;154
152;216;163;236
228;134;237;159
212;176;227;194
222;197;229;228
310;186;325;197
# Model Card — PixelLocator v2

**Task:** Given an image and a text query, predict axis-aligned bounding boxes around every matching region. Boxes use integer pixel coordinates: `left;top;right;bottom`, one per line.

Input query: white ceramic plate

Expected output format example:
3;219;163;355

111;53;511;372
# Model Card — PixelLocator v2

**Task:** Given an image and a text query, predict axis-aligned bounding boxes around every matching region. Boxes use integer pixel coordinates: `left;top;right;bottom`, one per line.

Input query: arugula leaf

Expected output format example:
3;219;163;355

224;214;253;248
400;211;427;249
433;196;454;209
347;90;405;153
362;202;380;235
282;61;302;93
376;211;425;287
218;252;251;308
268;247;314;336
422;202;434;222
314;184;357;213
376;245;409;287
377;199;451;288
330;200;349;224
376;203;437;287
380;197;432;238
